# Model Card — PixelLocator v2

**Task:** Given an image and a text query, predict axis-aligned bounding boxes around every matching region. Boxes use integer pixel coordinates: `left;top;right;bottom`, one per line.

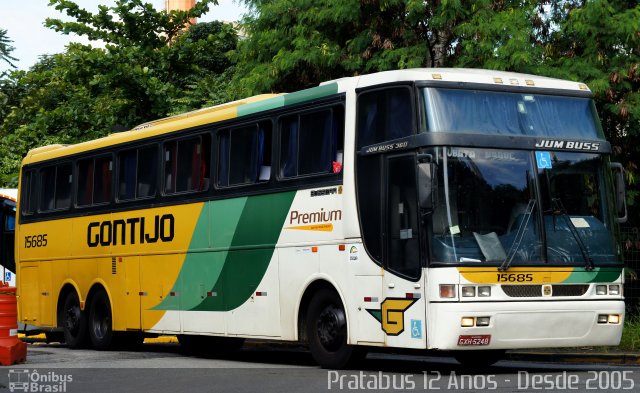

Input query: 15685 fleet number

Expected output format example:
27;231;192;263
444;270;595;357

24;234;48;248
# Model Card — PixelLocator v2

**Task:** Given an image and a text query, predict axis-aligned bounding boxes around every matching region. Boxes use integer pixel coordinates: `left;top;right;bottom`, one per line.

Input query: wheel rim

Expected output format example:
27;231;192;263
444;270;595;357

92;300;110;340
64;303;81;336
316;304;346;352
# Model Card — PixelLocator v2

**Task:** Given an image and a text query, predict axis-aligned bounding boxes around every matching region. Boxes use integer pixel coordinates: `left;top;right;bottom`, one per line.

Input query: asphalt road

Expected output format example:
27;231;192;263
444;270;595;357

1;342;639;393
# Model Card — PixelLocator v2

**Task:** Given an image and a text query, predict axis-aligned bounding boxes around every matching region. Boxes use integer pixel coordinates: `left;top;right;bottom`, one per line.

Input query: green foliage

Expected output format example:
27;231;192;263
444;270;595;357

46;0;217;49
0;1;237;186
0;28;18;76
619;311;640;351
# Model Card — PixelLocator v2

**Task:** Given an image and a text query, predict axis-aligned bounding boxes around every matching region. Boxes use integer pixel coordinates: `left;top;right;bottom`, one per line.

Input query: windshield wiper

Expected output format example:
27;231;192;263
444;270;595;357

551;198;594;271
499;199;536;271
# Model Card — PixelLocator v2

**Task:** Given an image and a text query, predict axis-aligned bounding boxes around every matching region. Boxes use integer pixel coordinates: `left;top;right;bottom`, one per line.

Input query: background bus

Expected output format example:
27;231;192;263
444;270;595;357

0;188;16;286
17;69;627;368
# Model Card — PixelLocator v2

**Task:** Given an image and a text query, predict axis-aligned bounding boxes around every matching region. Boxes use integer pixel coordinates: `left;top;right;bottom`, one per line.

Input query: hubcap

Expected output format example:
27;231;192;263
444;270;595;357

92;302;110;339
317;304;346;352
65;305;81;335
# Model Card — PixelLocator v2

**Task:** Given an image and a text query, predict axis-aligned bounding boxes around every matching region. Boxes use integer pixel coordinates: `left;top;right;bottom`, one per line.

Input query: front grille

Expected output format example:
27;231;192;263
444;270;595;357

502;285;542;297
551;284;589;297
502;284;589;297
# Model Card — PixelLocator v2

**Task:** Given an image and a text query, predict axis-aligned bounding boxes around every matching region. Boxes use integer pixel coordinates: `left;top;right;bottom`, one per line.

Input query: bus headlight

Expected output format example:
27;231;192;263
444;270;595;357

608;285;620;295
596;285;607;295
478;286;491;297
440;285;456;298
461;286;476;297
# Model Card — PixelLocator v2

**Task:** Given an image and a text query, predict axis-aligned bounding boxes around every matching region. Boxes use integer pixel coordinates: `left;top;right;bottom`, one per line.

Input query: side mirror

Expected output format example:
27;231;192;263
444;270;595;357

610;162;627;223
417;158;436;210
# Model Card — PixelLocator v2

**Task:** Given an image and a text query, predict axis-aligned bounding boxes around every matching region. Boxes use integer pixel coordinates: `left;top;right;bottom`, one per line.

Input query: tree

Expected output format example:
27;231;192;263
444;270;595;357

234;0;550;94
542;1;640;222
0;28;17;77
0;1;238;186
46;0;216;49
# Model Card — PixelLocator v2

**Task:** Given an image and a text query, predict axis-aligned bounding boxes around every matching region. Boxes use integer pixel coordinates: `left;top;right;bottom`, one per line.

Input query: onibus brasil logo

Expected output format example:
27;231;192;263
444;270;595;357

366;298;417;335
8;369;73;392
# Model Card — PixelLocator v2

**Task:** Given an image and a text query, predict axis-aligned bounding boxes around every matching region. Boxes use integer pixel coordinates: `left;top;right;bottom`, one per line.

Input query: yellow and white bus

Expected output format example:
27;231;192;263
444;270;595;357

17;69;627;368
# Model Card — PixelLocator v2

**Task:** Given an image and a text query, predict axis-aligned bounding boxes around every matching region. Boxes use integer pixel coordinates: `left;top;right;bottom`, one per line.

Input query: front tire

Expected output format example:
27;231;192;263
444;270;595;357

62;291;88;349
306;288;365;369
88;290;114;350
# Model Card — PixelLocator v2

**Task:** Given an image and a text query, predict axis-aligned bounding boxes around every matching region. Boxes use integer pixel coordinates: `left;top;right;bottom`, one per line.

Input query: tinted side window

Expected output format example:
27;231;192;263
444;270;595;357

77;156;112;206
21;170;37;215
357;87;413;149
118;145;157;201
218;122;272;187
164;135;211;194
94;156;113;204
280;106;344;178
40;163;72;211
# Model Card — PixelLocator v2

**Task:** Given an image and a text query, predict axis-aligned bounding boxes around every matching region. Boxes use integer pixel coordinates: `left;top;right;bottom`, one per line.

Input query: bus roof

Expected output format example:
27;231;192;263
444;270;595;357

23;68;591;166
331;68;591;92
0;189;17;202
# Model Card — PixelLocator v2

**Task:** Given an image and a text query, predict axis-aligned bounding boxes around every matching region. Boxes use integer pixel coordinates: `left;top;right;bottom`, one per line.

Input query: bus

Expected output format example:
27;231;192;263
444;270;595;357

16;69;627;368
0;188;16;286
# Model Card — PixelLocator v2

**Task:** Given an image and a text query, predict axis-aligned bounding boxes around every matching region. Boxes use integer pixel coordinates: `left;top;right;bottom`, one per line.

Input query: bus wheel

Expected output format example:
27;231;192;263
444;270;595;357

62;291;88;349
307;289;364;369
88;290;114;350
453;350;505;368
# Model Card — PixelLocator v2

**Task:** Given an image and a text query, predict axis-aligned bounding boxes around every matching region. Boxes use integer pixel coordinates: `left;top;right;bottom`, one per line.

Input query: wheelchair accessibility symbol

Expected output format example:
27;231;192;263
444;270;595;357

411;319;422;339
536;151;552;169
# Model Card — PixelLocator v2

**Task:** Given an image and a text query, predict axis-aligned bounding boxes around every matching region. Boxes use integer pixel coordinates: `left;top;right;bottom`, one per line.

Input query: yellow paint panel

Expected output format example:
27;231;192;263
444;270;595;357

458;267;573;284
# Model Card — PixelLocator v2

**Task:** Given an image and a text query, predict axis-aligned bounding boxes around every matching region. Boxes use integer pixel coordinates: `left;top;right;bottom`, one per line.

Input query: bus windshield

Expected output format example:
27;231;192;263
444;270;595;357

422;88;605;139
430;148;618;267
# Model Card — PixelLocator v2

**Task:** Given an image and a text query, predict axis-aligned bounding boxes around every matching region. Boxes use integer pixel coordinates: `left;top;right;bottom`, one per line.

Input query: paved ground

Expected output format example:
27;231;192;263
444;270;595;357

1;341;639;393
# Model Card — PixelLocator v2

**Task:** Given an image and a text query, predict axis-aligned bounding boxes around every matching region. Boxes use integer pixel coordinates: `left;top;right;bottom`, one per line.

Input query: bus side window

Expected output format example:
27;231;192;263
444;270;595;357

137;146;158;198
39;163;72;211
118;145;157;201
280;106;343;178
357;87;414;150
118;150;137;201
164;135;210;194
94;156;112;205
218;122;272;187
77;158;95;206
21;170;37;215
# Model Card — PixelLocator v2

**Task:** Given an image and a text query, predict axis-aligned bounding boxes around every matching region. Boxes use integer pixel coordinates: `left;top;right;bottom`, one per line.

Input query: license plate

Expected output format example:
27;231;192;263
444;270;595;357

457;335;491;346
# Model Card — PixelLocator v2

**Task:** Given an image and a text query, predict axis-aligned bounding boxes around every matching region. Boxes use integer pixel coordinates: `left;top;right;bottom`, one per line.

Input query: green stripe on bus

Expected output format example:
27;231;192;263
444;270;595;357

283;83;339;106
236;83;339;117
563;267;622;283
152;198;248;310
153;191;296;312
237;96;285;117
190;191;295;311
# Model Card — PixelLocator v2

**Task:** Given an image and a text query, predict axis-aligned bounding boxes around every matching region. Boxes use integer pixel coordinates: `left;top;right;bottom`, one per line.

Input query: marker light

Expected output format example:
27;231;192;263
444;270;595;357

461;286;476;297
476;317;491;327
461;317;475;327
608;285;620;296
596;285;607;295
440;285;456;298
478;286;491;297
